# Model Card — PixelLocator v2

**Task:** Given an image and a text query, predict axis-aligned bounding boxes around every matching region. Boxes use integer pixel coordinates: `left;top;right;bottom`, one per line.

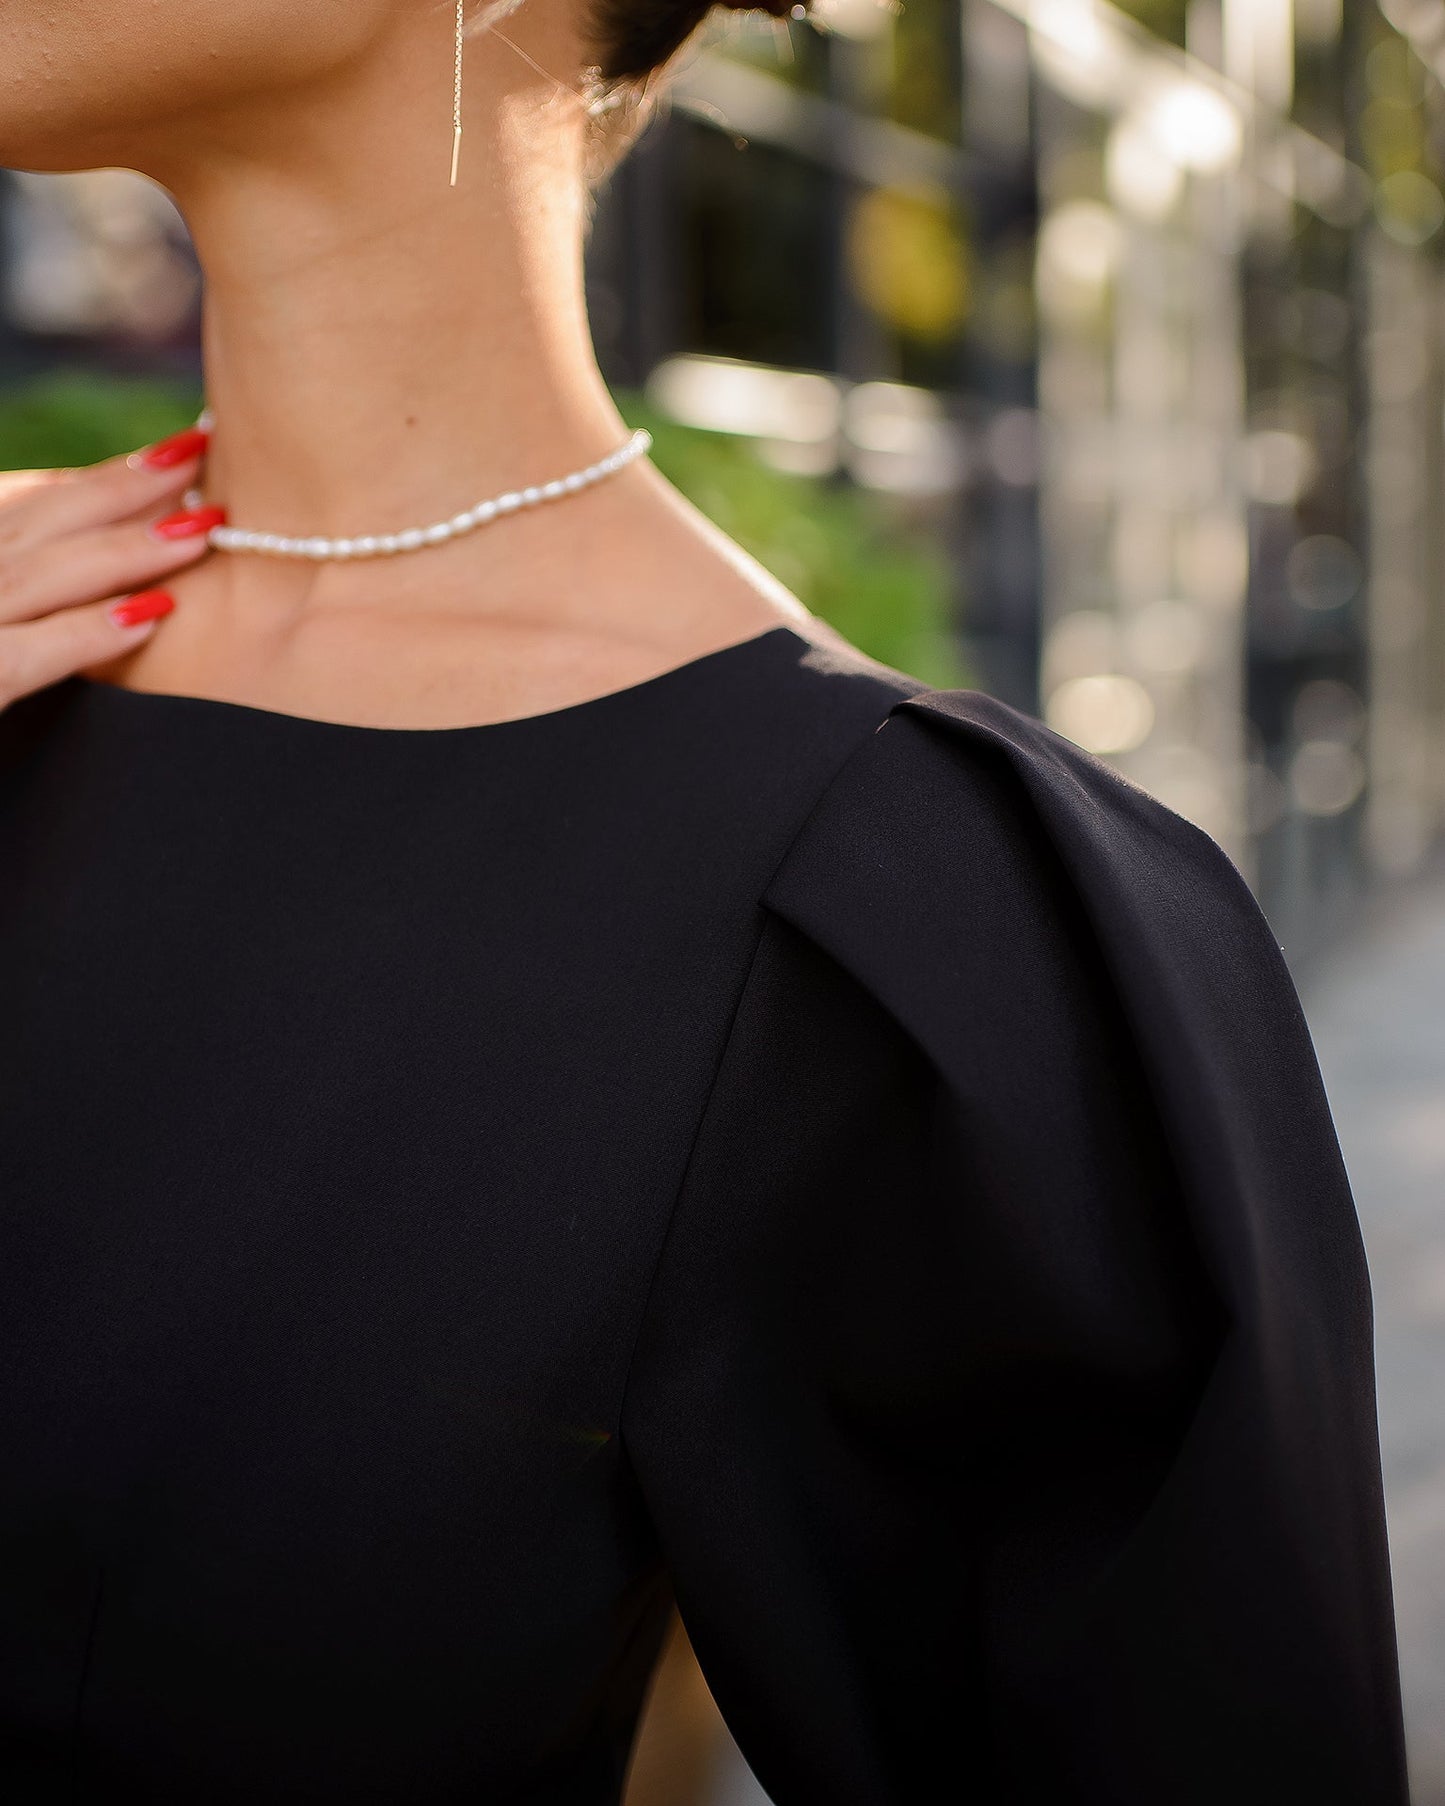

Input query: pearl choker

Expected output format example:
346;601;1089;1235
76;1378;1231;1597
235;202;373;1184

201;427;654;561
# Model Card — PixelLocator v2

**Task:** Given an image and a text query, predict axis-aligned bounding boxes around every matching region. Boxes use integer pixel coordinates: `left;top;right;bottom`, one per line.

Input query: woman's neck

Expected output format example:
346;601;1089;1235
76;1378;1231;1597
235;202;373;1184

159;6;629;551
68;4;803;719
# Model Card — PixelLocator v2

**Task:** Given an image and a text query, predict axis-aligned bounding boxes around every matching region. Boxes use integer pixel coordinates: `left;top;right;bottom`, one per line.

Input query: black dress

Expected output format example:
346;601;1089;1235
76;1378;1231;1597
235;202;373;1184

0;623;1407;1804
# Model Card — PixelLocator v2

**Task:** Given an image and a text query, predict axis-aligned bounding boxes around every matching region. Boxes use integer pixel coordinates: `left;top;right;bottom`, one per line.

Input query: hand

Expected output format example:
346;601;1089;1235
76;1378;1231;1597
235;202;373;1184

0;425;224;712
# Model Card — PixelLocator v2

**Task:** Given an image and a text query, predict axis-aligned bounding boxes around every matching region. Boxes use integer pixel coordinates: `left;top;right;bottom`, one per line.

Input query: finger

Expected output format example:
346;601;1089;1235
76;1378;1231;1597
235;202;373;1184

0;427;210;549
0;503;225;627
0;589;176;711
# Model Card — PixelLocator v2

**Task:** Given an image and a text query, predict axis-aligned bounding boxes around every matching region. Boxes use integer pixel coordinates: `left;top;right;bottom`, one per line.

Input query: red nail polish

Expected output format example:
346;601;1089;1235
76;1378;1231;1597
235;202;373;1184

109;589;176;628
133;427;210;471
150;505;227;541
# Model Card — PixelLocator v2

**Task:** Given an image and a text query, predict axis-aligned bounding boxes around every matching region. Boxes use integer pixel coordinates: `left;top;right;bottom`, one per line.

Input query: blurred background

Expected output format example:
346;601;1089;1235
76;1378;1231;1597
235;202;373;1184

2;0;1443;1796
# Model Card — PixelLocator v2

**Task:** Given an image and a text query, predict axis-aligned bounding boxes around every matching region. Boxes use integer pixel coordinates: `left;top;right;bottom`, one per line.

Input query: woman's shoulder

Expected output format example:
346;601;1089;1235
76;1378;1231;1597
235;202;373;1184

630;628;1404;1806
761;631;1377;1449
767;629;1274;988
757;639;1347;1234
778;617;1237;844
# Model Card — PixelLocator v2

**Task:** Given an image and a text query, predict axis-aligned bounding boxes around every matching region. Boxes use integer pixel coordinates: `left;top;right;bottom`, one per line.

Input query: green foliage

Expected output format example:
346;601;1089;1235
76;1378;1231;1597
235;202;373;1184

615;393;969;688
0;368;968;688
0;369;202;470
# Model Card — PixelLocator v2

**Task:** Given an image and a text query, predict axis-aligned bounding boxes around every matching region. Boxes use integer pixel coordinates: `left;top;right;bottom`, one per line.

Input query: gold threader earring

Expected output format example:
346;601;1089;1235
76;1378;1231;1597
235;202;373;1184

450;0;465;186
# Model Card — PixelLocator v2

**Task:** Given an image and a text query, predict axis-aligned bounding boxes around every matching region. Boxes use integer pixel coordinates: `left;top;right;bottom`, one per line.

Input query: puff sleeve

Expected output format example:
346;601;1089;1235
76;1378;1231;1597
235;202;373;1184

618;688;1407;1805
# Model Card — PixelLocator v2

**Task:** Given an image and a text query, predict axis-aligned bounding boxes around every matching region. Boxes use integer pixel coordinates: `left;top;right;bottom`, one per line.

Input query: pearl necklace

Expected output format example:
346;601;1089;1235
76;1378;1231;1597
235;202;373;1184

202;427;654;561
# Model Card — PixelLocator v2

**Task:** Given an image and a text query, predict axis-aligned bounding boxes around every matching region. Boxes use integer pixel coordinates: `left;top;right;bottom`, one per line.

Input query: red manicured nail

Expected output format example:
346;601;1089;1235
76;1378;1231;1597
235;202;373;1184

109;589;176;628
150;505;226;541
131;427;210;471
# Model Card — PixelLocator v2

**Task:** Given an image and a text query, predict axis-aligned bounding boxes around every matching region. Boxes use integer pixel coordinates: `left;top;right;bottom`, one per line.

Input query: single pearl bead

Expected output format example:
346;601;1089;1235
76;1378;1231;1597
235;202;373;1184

304;538;330;559
424;523;454;544
332;539;357;559
356;537;379;556
540;479;566;500
520;485;542;505
497;492;522;512
449;511;476;534
397;529;427;552
473;501;498;524
562;472;585;491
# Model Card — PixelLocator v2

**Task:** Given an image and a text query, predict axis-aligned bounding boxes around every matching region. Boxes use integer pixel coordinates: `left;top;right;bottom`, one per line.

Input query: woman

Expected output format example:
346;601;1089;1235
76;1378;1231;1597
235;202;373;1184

0;1;1409;1802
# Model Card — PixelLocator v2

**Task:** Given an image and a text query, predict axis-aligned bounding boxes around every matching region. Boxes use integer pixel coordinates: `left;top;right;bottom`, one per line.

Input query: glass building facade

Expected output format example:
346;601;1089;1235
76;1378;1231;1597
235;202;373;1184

589;0;1445;958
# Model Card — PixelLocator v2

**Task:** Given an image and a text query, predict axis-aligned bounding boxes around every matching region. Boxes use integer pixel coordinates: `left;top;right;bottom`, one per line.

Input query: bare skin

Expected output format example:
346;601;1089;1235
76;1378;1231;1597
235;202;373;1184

0;0;827;728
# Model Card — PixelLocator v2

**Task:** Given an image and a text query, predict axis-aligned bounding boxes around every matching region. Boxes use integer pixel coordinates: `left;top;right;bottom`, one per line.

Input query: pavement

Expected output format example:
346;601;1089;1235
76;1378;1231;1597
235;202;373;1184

1304;864;1445;1804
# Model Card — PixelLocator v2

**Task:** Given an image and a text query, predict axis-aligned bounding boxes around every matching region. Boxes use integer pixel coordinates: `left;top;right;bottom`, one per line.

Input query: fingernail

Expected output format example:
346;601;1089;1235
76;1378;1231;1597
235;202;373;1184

150;505;227;542
129;426;210;472
109;589;176;628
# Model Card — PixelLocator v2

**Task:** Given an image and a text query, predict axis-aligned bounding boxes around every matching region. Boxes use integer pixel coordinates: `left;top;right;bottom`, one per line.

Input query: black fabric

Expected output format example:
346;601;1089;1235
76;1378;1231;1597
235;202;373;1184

0;624;1406;1804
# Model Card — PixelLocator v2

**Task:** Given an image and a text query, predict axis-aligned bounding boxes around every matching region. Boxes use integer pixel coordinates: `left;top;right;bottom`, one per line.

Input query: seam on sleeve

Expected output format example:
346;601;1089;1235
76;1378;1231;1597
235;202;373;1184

614;906;777;1442
613;691;908;1442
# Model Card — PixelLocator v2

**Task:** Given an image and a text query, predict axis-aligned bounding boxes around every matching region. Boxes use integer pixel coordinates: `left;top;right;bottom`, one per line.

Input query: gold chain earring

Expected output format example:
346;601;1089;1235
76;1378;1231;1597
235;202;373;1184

450;0;465;187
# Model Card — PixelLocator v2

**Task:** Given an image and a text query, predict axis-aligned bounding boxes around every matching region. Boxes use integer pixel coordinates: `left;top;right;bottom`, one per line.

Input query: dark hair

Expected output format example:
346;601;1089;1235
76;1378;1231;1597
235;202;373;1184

587;0;798;86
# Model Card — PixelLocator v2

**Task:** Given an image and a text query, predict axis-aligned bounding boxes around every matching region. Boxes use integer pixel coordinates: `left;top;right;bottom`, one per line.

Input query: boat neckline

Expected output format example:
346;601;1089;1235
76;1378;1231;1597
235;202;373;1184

65;622;809;739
